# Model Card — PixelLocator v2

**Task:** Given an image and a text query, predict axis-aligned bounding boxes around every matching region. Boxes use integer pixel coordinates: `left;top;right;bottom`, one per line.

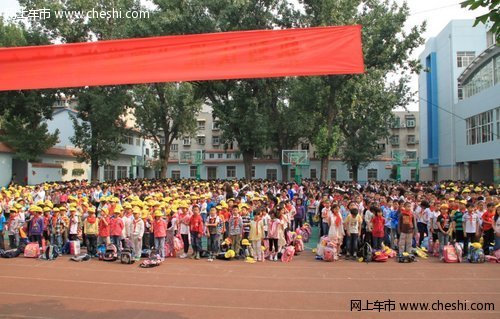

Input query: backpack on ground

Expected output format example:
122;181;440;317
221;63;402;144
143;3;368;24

70;254;91;262
397;252;416;263
120;248;135;264
100;244;118;261
468;246;485;263
61;242;70;254
97;244;106;256
361;242;373;262
0;248;21;258
69;240;80;256
24;243;40;258
281;245;295;262
373;251;389;262
443;244;458;263
323;246;336;262
139;254;163;268
40;245;59;260
454;242;463;263
141;249;152;258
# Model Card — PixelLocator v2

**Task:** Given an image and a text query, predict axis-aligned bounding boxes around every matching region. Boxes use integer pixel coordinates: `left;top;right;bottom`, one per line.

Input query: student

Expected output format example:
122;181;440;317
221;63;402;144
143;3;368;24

452;200;466;246
344;208;362;260
7;207;22;249
68;207;79;241
0;207;6;250
268;209;282;261
321;200;332;239
462;203;479;257
228;205;243;258
371;207;385;250
389;202;400;249
493;205;500;251
97;207;111;246
481;203;495;255
178;202;191;259
327;204;344;256
28;206;44;247
260;208;271;239
436;204;452;259
248;211;264;262
294;198;306;230
189;205;204;260
240;204;251;240
398;202;417;254
205;207;221;262
417;200;430;246
83;207;99;257
109;210;124;254
364;205;374;246
153;210;167;259
130;208;145;261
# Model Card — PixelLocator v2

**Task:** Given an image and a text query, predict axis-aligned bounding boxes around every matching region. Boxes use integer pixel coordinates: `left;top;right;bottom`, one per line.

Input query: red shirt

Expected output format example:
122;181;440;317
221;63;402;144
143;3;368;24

153;218;167;238
98;216;111;237
109;217;124;237
372;215;385;238
482;211;494;231
189;214;204;234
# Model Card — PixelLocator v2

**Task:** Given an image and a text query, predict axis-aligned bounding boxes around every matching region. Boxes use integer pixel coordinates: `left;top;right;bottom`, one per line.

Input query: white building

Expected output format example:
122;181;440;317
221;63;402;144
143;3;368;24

418;20;493;181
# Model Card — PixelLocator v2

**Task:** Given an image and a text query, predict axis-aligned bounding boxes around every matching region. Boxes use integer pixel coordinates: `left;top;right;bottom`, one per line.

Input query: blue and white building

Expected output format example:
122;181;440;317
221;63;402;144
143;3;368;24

418;20;498;182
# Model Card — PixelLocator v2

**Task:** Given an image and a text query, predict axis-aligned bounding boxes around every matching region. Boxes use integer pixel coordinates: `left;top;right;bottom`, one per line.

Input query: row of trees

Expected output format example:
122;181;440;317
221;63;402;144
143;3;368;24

0;0;426;182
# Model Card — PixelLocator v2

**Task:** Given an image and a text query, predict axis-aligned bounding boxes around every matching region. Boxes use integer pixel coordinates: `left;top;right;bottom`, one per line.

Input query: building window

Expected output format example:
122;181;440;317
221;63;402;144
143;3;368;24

136;138;141;146
235;153;241;159
197;136;205;145
497;107;500;140
160;137;165;145
458;83;463;100
217;153;223;159
226;153;232;159
212;136;220;145
183;137;191;146
190;166;197;178
104;165;115;181
457;51;475;68
266;169;277;180
390;117;401;128
145;148;150;156
348;169;353;180
209;153;215;159
410;169;417;181
124;135;134;145
389;135;399;145
310;169;317;179
171;170;181;179
406;151;417;160
226;166;236;178
463;58;495;98
251;166;255;178
212;121;220;130
367;169;378;180
117;166;128;179
407;135;416;144
170;144;178;151
406;118;416;128
330;169;337;181
377;144;386;152
466;110;494;145
197;120;205;130
301;143;309;150
225;142;234;150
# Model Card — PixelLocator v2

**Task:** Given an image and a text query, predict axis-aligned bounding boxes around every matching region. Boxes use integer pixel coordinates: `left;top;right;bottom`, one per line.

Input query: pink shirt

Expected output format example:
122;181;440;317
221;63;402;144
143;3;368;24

153;218;167;238
109;217;124;236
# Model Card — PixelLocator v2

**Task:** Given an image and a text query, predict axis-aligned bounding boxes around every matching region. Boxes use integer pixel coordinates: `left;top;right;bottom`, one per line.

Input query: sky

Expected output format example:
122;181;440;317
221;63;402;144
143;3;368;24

0;0;489;111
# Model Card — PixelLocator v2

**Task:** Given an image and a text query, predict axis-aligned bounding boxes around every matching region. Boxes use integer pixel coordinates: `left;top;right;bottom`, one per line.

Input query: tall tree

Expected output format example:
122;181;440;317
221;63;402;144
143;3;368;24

70;86;130;180
0;17;59;162
296;0;424;182
133;83;202;178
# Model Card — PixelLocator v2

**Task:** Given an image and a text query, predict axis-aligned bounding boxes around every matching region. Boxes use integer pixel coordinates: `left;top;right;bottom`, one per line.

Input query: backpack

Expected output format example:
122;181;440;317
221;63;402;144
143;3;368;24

61;242;70;255
362;242;373;262
443;244;458;263
24;243;40;258
120;248;135;264
141;249;152;258
373;251;388;262
397;253;416;263
0;248;21;258
139;254;163;268
281;245;295;262
40;245;59;260
70;254;91;262
100;244;118;261
97;244;106;255
69;240;80;256
173;236;183;252
323;246;336;262
468;247;485;263
294;237;304;253
454;242;463;263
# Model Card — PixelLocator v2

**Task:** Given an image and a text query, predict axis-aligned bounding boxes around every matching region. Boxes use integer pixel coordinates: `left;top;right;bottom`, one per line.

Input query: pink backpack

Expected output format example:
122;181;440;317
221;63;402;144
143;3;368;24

294;238;304;252
454;242;463;263
432;240;440;257
323;246;336;262
173;236;183;252
24;243;40;258
443;244;458;263
281;246;295;262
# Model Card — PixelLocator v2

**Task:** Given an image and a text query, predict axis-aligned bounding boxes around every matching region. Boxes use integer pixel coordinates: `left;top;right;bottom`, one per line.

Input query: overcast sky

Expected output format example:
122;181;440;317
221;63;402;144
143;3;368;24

0;0;488;111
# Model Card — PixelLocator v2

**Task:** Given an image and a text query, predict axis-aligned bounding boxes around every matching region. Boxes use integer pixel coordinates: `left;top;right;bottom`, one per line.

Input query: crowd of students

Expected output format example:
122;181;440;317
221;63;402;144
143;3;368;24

0;179;498;262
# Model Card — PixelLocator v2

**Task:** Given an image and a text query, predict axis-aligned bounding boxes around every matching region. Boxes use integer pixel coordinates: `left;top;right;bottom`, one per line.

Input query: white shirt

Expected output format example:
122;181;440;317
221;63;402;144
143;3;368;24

463;212;479;233
364;210;374;231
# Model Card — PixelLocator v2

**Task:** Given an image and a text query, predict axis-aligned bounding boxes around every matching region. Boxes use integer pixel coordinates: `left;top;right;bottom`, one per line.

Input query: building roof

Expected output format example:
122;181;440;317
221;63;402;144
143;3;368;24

0;142;79;158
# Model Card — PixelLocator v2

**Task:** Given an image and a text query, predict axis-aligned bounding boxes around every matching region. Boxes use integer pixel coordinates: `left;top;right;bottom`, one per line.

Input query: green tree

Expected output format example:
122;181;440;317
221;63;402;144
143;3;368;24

70;86;130;180
461;0;499;43
296;0;424;182
133;83;202;178
0;17;59;162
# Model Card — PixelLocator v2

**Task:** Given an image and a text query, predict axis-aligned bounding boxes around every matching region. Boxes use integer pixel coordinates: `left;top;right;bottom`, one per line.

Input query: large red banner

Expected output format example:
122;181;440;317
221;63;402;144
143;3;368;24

0;26;363;91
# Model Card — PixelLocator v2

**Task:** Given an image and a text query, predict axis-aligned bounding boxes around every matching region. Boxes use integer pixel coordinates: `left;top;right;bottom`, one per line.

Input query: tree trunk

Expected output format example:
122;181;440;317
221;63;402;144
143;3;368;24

91;160;99;182
161;147;171;179
320;156;329;184
352;164;359;182
281;164;288;182
242;151;253;180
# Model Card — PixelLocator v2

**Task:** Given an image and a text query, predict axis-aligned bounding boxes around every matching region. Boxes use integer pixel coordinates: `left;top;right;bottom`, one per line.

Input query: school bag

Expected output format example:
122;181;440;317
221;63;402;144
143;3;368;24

468;246;485;263
120;248;135;264
24;243;40;258
361;242;373;262
294;236;304;253
141;249;152;258
99;244;118;261
69;240;80;256
323;246;337;262
40;245;59;260
443;244;458;263
61;242;70;254
373;251;388;262
173;236;183;252
0;249;21;258
70;254;91;262
281;245;295;262
454;242;463;263
97;244;106;256
139;254;163;268
397;252;416;263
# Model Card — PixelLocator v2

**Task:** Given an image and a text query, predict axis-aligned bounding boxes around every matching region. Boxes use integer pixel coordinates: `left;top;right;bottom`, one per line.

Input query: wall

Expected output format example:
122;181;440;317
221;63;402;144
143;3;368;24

0;153;12;187
27;163;62;185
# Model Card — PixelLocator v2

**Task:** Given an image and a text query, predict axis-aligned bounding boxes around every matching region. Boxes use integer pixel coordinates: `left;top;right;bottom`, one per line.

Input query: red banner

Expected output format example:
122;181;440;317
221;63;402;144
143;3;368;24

0;26;364;91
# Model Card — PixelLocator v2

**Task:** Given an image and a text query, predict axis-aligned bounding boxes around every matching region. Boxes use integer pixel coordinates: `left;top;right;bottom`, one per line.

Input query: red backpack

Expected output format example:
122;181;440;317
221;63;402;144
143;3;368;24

443;244;458;263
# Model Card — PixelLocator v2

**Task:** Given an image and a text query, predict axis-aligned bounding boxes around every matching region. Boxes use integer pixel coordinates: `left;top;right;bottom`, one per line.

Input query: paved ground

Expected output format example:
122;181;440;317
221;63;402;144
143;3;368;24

0;246;498;319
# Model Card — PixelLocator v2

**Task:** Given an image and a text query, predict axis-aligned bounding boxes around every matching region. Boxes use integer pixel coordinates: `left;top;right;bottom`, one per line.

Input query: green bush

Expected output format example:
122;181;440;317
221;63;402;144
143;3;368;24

72;168;85;176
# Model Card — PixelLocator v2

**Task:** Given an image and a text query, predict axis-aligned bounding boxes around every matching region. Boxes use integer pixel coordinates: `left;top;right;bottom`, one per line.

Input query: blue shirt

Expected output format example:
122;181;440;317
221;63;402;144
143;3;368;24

390;210;399;229
0;214;5;231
